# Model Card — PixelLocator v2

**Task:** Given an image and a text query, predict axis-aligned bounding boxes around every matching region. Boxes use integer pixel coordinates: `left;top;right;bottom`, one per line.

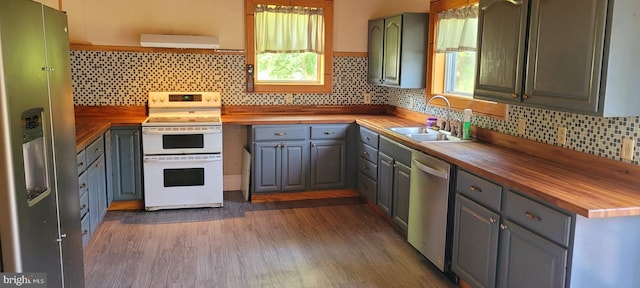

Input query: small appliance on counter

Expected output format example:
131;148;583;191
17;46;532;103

141;92;224;211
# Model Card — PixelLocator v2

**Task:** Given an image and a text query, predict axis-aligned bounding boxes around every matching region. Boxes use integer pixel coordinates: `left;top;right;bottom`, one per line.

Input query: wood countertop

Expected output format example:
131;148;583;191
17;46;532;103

73;106;640;218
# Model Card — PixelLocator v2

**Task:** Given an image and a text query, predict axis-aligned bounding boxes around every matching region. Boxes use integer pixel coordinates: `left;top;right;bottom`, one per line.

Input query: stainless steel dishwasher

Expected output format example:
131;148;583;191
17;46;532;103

408;150;454;275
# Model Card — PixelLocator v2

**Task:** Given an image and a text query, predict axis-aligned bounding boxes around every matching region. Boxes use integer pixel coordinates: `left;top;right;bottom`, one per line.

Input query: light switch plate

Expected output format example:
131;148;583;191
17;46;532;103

517;119;526;135
621;138;635;160
285;93;293;104
557;126;567;145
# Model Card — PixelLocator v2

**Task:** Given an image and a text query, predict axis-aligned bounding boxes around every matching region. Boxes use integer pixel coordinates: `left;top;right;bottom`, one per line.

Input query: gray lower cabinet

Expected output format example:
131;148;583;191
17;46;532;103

475;0;640;116
452;194;500;288
87;154;106;234
253;140;308;193
110;127;143;201
498;220;567;288
77;134;107;247
310;140;346;190
377;136;412;232
453;169;572;287
357;127;379;202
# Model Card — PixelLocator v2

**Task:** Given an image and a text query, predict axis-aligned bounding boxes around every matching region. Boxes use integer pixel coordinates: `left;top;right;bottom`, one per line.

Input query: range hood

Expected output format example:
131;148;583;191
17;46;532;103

140;34;220;49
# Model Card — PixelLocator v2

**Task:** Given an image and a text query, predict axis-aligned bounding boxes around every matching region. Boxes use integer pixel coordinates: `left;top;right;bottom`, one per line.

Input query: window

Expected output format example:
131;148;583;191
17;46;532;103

436;4;478;98
246;0;333;93
427;0;507;118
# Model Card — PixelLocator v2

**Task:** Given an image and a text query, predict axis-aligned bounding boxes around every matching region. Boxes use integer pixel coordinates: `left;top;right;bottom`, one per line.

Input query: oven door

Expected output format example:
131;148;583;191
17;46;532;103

142;125;222;155
143;154;223;210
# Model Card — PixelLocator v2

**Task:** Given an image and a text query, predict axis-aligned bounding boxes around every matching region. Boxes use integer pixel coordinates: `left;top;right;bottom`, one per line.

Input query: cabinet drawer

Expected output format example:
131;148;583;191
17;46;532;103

79;191;89;219
78;173;88;197
358;157;378;180
358;172;377;202
253;125;308;141
311;124;348;139
77;150;86;175
359;127;379;149
80;214;91;247
503;190;572;246
359;142;378;164
379;136;412;166
85;135;104;165
456;170;502;211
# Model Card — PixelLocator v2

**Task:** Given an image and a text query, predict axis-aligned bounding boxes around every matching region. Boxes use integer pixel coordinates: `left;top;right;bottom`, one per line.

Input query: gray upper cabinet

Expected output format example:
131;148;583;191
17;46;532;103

368;13;428;88
475;0;640;116
110;127;143;201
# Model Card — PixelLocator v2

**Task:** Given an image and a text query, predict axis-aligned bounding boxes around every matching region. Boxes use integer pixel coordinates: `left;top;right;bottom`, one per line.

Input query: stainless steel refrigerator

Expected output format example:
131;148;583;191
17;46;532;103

0;0;85;287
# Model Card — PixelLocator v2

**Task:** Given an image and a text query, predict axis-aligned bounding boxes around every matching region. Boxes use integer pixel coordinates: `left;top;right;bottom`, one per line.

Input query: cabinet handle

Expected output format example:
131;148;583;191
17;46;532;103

274;132;287;136
80;183;87;189
365;136;371;141
275;144;281;148
311;143;316;147
523;94;529;99
95;148;101;153
469;185;482;193
525;211;542;221
500;224;508;230
489;217;497;224
511;93;518;99
82;229;89;236
363;166;369;170
133;130;139;137
323;131;335;135
363;151;369;155
80;204;87;210
281;144;286;148
78;162;84;167
96;162;103;168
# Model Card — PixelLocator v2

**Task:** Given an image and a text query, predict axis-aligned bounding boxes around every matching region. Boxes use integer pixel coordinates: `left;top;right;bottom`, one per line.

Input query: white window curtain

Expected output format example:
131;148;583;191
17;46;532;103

254;4;325;54
436;5;479;53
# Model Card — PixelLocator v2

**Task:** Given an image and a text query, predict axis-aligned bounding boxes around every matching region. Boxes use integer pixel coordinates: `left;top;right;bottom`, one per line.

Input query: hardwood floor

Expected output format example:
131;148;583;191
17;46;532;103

83;191;457;288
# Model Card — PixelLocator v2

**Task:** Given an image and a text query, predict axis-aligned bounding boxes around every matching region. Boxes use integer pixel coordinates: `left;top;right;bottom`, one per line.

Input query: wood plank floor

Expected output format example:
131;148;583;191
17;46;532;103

83;191;457;288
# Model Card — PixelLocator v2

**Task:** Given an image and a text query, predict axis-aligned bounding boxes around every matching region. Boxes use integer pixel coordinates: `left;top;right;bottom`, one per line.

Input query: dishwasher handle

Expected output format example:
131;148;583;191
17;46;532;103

412;158;449;179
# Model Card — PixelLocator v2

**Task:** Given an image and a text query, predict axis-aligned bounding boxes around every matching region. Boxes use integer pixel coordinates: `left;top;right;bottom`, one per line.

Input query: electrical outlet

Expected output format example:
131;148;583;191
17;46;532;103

285;93;293;104
557;126;567;145
621;138;635;160
363;93;371;104
517;118;526;135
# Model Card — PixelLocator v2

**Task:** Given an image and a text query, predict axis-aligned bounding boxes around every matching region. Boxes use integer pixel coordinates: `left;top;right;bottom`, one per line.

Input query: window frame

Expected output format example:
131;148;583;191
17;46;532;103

245;0;333;93
427;0;507;118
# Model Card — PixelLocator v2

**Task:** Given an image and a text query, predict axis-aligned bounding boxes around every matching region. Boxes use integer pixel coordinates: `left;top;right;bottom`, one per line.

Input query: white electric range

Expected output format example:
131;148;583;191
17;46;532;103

141;92;223;211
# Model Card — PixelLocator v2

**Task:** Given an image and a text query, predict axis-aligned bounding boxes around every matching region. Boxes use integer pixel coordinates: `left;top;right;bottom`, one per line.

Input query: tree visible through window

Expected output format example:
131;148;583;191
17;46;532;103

246;0;333;93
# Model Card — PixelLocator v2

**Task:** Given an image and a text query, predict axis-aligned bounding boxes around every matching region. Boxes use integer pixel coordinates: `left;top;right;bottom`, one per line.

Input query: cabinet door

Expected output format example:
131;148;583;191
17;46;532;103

523;0;607;113
392;161;411;232
253;142;282;193
475;0;528;102
377;153;394;216
452;194;500;288
382;15;402;86
368;19;384;85
281;141;308;192
310;140;346;190
498;220;567;288
111;128;142;201
87;155;106;234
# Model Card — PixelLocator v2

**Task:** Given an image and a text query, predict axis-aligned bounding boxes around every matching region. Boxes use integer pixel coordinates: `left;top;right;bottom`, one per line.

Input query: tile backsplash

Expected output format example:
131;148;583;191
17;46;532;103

70;50;639;164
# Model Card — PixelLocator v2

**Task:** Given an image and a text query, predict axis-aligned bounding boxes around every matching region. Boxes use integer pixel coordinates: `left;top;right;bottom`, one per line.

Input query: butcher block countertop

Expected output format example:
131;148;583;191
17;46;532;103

74;105;640;218
74;106;147;151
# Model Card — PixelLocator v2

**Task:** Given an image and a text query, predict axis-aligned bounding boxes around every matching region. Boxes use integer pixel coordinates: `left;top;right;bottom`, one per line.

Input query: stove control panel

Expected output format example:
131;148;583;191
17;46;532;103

148;92;221;108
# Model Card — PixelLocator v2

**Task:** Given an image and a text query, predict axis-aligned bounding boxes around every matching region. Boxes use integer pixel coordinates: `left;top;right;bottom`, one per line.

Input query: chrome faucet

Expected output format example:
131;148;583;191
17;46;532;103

426;95;452;132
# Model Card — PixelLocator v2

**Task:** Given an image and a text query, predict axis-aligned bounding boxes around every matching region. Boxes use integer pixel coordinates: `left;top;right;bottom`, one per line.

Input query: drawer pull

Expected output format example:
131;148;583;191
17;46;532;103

80;204;87;210
469;185;482;192
363;166;369;170
323;131;335;135
82;229;89;236
525;211;542;221
365;136;371;141
500;224;508;230
274;132;287;136
363;151;369;155
95;148;101;153
489;217;497;224
78;162;84;167
80;183;87;189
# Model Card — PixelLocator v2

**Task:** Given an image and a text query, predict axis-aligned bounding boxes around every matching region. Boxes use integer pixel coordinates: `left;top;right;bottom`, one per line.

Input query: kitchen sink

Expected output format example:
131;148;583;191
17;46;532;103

388;126;470;142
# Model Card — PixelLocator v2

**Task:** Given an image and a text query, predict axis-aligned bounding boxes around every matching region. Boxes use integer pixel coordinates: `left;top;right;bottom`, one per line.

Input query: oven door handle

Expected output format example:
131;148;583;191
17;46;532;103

144;157;221;164
143;130;220;135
